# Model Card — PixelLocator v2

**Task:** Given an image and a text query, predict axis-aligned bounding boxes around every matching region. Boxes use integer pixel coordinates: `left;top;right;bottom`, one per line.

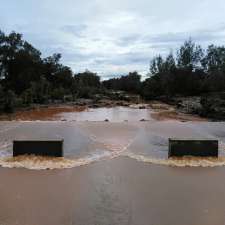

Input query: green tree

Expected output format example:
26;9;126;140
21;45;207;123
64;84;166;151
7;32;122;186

150;55;164;75
30;77;50;103
201;45;225;73
4;90;16;113
177;39;203;70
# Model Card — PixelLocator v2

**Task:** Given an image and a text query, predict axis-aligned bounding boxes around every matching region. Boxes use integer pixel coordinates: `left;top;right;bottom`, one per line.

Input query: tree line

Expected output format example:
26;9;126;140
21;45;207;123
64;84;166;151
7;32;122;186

141;39;225;100
0;30;102;112
1;30;225;113
105;39;225;100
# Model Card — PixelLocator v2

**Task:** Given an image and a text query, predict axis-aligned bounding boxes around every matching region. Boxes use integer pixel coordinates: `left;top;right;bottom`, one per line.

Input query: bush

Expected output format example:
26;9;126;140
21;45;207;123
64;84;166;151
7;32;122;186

4;90;16;113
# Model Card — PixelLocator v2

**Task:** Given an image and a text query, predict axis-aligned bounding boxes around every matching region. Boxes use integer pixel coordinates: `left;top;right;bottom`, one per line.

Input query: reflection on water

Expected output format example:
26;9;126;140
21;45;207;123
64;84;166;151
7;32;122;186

59;107;153;122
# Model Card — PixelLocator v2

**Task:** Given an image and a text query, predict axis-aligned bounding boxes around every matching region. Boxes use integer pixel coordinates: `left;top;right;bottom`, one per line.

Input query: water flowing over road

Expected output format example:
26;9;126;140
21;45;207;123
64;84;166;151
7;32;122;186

0;117;225;169
1;107;225;225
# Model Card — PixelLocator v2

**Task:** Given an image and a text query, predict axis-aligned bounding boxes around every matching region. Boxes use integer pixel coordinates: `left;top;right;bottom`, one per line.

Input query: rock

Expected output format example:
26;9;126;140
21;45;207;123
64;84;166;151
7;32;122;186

91;104;100;108
130;104;147;109
104;119;109;122
140;119;148;122
175;97;202;114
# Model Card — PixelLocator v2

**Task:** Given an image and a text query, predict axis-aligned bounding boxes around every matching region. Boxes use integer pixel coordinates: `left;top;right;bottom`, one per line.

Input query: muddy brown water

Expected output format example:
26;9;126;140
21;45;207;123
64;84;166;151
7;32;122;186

1;120;225;164
1;107;225;224
1;158;225;225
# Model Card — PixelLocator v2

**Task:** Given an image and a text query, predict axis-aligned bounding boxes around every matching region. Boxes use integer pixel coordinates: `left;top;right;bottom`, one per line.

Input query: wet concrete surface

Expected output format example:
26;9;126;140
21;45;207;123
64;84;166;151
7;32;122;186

1;107;225;224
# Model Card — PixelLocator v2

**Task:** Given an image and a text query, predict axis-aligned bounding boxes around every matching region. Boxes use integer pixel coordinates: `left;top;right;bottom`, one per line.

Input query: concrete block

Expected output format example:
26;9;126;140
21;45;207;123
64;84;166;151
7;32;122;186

13;140;64;157
168;139;218;158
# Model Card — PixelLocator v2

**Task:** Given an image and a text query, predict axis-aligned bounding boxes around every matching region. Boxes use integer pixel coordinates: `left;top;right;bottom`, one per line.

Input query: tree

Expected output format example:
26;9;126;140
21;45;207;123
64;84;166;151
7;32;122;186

102;72;141;94
29;77;50;103
164;53;176;73
177;38;203;70
4;90;16;113
0;30;42;94
150;55;164;75
201;45;225;73
74;70;100;87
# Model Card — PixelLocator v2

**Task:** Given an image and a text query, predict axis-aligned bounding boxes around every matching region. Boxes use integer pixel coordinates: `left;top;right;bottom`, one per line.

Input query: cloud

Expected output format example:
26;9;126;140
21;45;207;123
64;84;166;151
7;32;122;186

1;0;225;79
61;24;87;37
146;25;225;45
116;35;141;47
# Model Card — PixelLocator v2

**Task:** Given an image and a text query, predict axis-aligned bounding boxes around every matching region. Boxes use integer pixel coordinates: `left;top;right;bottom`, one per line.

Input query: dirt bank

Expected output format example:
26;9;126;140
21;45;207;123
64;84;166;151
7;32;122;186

149;101;208;122
0;105;87;121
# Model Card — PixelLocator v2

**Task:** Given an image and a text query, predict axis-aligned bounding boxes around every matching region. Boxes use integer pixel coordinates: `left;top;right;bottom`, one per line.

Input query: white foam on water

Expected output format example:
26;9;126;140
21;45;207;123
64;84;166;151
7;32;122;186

0;132;135;170
0;155;78;170
88;131;136;153
0;141;11;149
0;149;120;170
0;141;12;158
0;150;12;158
1;150;225;169
124;152;225;167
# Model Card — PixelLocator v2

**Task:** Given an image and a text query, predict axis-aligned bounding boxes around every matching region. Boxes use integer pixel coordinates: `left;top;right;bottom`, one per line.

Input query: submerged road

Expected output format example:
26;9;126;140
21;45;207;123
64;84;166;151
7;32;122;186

1;113;225;224
0;120;225;166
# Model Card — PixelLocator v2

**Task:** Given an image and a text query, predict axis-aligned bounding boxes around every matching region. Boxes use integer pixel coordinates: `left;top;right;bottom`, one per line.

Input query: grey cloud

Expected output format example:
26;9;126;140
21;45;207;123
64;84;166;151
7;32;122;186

116;34;141;46
61;24;87;37
92;51;150;66
2;0;225;79
144;24;225;46
118;52;150;64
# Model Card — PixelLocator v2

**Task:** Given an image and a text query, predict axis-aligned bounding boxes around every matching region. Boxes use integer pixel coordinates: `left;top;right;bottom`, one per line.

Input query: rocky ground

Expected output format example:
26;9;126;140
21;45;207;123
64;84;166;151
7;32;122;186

199;92;225;120
149;101;207;122
166;92;225;121
2;92;225;121
0;97;150;121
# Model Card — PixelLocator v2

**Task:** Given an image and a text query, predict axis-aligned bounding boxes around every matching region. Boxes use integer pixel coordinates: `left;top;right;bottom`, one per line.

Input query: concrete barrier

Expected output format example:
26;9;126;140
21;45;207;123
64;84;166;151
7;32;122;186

13;140;64;157
168;139;218;158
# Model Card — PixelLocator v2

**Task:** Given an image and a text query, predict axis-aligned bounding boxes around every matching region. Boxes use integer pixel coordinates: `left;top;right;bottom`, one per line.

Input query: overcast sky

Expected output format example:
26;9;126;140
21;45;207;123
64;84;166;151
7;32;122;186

1;0;225;79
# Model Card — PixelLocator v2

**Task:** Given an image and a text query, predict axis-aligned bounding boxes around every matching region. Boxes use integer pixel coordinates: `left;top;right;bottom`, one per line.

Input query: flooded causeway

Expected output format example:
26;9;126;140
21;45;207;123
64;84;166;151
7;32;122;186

0;118;225;169
1;107;225;225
